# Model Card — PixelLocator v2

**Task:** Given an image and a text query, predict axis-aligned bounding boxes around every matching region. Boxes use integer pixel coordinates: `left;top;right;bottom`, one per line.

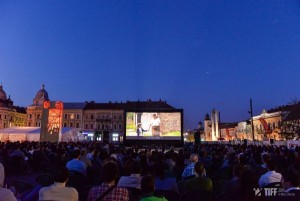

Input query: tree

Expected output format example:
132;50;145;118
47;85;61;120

279;120;300;140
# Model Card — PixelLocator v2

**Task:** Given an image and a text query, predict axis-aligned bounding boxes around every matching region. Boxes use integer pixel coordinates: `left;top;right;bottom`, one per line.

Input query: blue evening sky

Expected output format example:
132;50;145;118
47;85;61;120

1;0;300;129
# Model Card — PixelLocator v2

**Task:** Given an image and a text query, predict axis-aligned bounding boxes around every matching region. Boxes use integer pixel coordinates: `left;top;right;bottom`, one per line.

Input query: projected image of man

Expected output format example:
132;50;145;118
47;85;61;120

149;114;161;136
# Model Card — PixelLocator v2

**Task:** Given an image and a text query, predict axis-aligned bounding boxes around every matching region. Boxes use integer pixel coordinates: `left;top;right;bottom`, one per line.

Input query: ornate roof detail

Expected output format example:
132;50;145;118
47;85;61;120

0;84;7;101
33;84;50;106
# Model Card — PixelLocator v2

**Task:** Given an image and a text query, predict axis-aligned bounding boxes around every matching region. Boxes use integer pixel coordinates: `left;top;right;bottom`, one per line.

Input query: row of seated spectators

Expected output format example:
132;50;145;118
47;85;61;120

0;141;300;201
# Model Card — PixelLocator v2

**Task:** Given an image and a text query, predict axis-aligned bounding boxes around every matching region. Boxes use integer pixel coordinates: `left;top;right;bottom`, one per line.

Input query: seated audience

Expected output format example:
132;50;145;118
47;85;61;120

80;148;92;168
259;159;282;187
140;174;168;201
282;170;300;193
178;161;212;193
154;162;179;192
39;166;78;201
222;164;244;193
66;149;86;176
0;162;17;201
87;161;129;201
181;153;198;179
118;160;142;189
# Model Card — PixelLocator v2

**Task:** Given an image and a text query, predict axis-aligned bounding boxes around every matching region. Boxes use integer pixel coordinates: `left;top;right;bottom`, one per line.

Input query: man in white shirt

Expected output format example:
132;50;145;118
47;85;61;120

149;114;161;136
259;159;282;187
0;162;17;201
118;160;142;189
39;166;78;201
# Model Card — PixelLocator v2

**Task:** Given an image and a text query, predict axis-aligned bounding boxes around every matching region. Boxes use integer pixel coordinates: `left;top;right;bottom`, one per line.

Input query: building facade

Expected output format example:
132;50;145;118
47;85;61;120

27;84;50;127
0;85;26;129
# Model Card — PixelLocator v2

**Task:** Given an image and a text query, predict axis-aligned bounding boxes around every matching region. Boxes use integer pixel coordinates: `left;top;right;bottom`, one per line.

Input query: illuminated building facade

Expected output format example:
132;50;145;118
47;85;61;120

252;109;282;141
27;84;50;127
0;84;26;129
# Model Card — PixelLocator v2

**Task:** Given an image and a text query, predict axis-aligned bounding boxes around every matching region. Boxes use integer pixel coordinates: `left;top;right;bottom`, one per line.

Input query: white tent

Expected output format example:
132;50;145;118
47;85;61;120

0;127;83;142
0;127;40;142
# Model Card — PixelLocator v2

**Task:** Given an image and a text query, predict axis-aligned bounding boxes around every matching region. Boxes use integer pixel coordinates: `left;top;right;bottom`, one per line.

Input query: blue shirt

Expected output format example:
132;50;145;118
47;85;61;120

182;163;195;178
66;159;86;175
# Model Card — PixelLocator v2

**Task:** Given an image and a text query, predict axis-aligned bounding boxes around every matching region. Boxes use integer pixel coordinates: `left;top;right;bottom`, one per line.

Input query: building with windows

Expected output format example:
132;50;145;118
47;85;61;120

27;84;50;127
0;84;26;129
62;103;85;129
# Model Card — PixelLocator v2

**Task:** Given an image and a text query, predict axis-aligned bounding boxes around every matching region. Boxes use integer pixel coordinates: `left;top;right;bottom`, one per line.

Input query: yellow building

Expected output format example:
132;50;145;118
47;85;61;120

27;84;50;127
0;85;27;129
252;109;282;141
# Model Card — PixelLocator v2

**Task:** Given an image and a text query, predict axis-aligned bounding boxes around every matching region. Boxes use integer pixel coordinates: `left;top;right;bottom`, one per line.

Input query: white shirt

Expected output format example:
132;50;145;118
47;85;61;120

286;187;300;192
0;188;17;201
151;118;161;126
117;174;142;189
39;182;78;201
259;171;282;187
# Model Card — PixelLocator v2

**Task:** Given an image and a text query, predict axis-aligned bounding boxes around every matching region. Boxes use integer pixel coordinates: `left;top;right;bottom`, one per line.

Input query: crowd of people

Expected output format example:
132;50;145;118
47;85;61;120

0;141;299;201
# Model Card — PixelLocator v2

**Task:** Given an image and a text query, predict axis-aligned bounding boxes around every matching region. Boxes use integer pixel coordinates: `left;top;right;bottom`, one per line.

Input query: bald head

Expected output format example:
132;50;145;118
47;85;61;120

190;153;198;163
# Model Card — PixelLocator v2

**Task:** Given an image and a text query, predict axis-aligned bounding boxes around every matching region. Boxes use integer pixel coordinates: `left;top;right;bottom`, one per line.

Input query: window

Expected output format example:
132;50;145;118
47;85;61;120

119;115;122;120
64;123;67;127
77;114;80;119
119;124;122;130
64;114;68;119
102;124;104;129
91;115;94;119
70;114;74;119
0;114;1;119
113;115;116;120
91;124;94;129
37;114;40;119
112;134;119;142
113;124;117;130
70;123;73;127
97;124;100;130
38;122;41;127
85;124;88;129
76;123;79;128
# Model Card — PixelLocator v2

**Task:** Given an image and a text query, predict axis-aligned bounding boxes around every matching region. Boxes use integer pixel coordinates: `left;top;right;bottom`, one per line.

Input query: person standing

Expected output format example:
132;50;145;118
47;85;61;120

39;166;78;201
149;114;161;136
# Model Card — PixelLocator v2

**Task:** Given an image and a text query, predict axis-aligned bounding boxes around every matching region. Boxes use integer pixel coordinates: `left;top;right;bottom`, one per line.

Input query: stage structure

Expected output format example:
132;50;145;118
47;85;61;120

40;101;63;142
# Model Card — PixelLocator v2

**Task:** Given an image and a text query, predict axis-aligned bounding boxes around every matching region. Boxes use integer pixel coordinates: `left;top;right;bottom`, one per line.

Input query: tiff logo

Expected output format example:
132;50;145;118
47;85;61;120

254;188;278;196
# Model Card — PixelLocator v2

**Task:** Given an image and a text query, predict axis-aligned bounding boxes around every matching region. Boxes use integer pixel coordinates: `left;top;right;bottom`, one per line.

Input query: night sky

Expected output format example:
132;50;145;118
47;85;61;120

1;0;300;129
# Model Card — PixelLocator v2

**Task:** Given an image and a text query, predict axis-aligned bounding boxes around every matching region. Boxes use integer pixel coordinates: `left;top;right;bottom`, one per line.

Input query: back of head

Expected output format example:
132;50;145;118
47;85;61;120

54;166;69;183
141;174;155;193
233;164;244;178
190;153;198;163
103;162;118;183
282;170;300;188
267;159;276;171
194;162;204;176
80;148;87;156
72;149;80;159
131;160;142;174
154;162;165;179
261;153;270;164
